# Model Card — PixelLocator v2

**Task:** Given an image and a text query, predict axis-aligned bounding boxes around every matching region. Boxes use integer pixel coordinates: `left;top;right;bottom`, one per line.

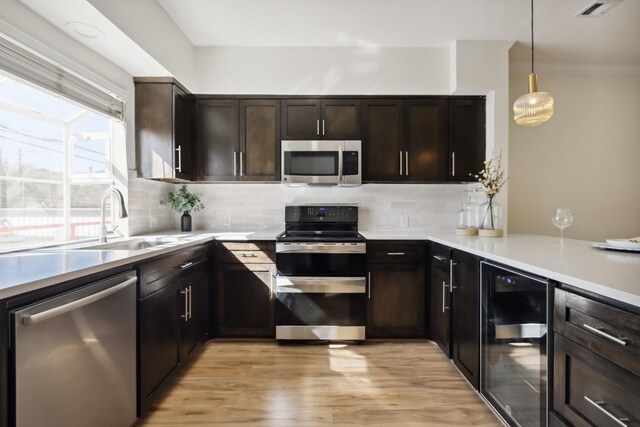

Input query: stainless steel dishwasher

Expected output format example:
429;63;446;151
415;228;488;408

12;271;137;427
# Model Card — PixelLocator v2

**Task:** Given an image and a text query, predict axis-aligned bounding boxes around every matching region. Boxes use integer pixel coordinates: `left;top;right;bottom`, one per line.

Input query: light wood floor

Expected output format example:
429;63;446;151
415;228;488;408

137;340;503;427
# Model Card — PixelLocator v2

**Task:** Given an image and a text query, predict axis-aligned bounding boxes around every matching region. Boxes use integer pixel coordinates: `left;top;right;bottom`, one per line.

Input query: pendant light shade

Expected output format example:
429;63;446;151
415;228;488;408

513;0;553;126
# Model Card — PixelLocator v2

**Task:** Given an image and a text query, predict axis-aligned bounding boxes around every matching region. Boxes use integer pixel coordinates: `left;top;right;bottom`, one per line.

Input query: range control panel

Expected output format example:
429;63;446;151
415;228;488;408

285;205;358;223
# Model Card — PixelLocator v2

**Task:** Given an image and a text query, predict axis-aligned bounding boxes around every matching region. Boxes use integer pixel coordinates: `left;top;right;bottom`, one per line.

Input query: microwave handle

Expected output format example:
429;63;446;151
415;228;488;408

338;145;343;182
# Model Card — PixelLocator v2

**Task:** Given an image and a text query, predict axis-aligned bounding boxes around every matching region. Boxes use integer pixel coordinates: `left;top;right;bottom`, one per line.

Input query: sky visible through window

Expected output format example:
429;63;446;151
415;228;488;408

0;74;116;250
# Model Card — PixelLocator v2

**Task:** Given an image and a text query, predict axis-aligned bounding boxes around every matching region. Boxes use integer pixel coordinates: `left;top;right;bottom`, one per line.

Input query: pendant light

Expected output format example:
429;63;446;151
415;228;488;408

513;0;554;126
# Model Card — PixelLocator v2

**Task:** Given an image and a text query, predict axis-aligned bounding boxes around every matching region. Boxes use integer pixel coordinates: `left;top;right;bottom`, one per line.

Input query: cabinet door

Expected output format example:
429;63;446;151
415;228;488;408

139;283;181;414
281;99;322;140
451;250;480;389
215;263;275;337
449;97;485;182
173;85;193;181
362;99;404;182
181;265;209;361
239;100;281;181
135;83;175;179
321;99;361;139
431;266;451;356
366;263;426;338
198;99;239;181
404;98;449;182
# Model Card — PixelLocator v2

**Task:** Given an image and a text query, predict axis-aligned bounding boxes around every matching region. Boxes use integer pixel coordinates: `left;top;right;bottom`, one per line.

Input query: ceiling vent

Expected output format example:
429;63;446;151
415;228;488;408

576;0;623;17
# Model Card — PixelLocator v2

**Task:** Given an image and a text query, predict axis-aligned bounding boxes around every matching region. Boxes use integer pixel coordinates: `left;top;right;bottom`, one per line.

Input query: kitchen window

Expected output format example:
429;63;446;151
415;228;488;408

0;42;130;255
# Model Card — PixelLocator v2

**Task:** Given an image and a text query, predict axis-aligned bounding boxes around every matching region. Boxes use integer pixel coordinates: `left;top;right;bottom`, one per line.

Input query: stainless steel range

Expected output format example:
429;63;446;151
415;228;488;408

275;204;366;341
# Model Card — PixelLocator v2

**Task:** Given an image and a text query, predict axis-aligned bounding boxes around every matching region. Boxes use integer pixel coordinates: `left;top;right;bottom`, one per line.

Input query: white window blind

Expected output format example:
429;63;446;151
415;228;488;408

0;34;124;121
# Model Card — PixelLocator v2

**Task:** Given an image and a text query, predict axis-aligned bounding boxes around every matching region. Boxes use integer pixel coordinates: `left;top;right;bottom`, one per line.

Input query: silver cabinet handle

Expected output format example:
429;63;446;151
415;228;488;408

582;323;628;346
316;119;320;135
188;285;192;320
233;151;237;176
387;252;405;256
269;268;275;300
175;145;182;173
338;145;343;182
442;281;447;312
433;255;447;262
399;151;403;176
322;119;325;136
584;396;629;427
180;287;189;322
450;260;457;293
367;272;371;299
452;152;456;176
240;151;244;177
21;276;136;325
178;262;193;269
405;151;409;176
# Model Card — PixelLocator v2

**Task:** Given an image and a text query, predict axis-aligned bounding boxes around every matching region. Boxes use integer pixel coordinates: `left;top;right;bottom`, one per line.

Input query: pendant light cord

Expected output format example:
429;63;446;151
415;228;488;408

531;0;535;74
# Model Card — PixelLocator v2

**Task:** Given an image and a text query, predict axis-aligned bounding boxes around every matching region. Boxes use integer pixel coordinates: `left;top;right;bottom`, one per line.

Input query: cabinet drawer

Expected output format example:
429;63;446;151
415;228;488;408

216;242;275;264
367;241;425;264
430;242;451;271
555;287;640;377
139;245;209;298
554;334;640;427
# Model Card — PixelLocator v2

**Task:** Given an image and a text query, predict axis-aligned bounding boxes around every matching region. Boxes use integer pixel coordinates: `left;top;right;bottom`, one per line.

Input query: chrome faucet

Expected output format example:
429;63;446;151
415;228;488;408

99;188;128;243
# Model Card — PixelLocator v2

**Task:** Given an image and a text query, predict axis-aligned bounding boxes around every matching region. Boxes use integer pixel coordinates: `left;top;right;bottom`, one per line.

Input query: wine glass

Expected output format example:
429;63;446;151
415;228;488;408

552;209;573;244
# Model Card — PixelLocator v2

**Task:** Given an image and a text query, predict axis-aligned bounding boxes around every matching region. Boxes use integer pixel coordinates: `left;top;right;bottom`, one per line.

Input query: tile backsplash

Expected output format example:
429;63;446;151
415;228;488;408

127;173;176;236
153;182;481;232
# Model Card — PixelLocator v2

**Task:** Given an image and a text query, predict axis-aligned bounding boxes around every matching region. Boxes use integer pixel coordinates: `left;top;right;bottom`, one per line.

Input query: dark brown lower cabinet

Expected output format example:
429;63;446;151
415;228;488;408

215;264;275;337
429;243;480;389
366;241;426;338
553;334;640;427
138;254;210;416
139;281;181;415
214;242;276;337
451;250;480;389
430;243;451;356
366;263;426;337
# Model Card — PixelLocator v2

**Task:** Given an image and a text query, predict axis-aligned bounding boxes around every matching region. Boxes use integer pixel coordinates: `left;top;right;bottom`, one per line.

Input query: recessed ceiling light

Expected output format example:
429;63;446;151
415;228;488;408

65;22;105;39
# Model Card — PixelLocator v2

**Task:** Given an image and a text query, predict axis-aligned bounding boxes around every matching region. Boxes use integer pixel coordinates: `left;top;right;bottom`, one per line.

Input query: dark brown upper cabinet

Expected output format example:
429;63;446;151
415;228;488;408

198;99;281;181
404;98;449;182
281;98;361;140
198;99;238;181
449;97;486;182
363;98;449;183
362;99;404;182
239;100;281;181
135;78;194;182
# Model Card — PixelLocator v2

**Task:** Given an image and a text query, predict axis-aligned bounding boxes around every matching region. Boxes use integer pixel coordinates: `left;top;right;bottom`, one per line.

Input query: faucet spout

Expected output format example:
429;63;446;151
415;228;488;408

99;188;128;243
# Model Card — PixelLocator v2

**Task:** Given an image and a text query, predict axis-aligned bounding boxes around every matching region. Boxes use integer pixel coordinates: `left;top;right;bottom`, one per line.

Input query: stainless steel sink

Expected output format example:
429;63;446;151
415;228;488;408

78;237;180;251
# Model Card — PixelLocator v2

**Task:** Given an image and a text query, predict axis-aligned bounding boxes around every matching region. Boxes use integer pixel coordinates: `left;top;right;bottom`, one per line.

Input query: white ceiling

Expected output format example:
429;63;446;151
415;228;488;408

157;0;640;64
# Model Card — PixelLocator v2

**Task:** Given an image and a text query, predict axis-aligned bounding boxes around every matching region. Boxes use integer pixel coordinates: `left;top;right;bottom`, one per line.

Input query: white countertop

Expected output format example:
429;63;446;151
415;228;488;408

362;230;640;307
2;228;638;308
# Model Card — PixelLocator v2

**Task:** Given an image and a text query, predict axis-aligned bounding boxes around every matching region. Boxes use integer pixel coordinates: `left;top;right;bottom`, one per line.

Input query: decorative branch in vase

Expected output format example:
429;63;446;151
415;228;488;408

471;152;507;237
165;185;205;232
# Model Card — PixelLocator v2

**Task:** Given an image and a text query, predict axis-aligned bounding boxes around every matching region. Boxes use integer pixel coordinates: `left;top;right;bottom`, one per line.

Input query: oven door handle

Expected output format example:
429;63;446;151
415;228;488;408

275;276;366;294
276;242;366;254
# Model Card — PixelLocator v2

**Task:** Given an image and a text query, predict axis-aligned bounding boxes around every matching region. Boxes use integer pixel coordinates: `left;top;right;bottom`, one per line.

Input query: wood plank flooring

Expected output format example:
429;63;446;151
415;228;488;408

137;340;503;426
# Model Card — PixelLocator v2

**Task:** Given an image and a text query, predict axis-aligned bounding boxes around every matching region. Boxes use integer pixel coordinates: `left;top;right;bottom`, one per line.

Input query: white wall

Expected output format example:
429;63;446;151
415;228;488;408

508;65;640;241
193;46;450;95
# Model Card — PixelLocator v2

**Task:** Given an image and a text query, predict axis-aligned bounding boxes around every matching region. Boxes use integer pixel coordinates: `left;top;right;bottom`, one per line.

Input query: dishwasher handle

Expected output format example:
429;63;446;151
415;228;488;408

21;276;137;326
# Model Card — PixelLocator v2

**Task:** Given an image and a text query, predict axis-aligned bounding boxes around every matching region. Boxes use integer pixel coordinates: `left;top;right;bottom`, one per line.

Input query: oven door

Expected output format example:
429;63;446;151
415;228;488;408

275;276;366;340
276;242;366;277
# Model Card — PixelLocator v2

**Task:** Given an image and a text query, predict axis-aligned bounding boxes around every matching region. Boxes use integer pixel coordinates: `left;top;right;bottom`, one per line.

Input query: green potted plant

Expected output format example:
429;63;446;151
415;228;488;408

166;185;205;232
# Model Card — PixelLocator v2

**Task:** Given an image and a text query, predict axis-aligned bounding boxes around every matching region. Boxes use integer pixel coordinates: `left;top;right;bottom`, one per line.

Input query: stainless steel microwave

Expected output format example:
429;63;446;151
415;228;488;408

281;140;361;186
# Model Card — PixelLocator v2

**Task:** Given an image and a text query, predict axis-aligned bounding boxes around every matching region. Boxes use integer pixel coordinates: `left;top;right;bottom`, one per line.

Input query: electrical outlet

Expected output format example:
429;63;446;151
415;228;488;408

149;216;158;229
223;215;231;226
